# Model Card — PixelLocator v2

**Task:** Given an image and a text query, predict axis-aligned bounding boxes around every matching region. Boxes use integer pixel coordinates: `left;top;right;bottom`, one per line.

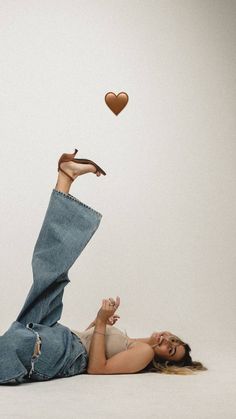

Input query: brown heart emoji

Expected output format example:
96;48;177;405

105;92;129;115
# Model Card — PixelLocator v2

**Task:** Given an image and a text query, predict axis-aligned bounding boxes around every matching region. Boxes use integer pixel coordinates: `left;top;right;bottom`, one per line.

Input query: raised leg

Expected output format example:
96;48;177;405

16;168;103;327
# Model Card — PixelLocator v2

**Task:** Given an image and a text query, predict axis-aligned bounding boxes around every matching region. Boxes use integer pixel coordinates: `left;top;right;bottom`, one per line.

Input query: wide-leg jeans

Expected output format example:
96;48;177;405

15;188;103;380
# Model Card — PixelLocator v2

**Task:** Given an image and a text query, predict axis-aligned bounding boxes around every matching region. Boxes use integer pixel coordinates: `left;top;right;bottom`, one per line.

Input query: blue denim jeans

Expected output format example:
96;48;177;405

13;188;103;382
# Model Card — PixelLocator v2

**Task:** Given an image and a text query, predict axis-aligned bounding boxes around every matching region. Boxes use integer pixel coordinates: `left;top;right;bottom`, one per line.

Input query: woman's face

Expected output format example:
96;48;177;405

150;331;186;362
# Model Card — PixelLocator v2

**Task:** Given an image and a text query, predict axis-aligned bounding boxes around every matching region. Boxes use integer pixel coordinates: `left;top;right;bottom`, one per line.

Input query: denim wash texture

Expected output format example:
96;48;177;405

0;188;102;384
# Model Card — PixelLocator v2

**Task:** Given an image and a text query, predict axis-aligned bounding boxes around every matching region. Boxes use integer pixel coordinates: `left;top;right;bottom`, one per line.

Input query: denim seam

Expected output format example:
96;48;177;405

52;189;102;218
31;370;50;379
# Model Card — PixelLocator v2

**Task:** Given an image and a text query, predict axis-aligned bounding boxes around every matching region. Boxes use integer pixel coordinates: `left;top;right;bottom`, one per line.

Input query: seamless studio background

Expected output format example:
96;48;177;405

0;1;235;418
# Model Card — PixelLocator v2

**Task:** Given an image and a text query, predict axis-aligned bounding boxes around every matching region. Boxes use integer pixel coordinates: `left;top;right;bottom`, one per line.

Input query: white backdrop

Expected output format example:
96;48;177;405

0;0;235;372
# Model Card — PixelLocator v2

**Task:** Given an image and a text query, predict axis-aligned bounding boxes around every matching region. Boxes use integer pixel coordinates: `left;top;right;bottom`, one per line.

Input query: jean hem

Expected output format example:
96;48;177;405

52;189;103;218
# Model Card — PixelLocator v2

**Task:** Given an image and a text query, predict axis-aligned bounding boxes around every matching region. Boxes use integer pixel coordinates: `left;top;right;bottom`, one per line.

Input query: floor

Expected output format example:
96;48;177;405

1;353;235;419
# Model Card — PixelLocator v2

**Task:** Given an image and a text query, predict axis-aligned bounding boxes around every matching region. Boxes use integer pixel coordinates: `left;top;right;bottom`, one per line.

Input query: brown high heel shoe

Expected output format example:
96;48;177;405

57;148;106;181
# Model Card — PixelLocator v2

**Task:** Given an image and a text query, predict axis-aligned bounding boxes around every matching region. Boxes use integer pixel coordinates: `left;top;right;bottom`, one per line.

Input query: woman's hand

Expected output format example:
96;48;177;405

96;297;120;324
107;314;120;326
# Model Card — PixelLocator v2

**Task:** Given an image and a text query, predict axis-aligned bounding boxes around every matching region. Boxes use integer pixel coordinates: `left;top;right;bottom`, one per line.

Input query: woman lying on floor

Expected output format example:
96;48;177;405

0;149;207;384
72;296;206;375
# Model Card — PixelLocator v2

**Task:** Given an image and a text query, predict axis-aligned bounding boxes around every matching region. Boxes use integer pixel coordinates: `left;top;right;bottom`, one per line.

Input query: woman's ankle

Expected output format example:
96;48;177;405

55;172;73;194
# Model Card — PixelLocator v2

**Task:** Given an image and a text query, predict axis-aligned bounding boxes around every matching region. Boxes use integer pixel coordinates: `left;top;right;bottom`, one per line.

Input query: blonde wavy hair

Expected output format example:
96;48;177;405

142;341;207;375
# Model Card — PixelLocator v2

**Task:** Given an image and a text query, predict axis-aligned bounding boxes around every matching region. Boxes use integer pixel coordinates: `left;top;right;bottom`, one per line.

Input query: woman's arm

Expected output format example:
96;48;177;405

88;341;154;374
87;297;120;373
87;297;155;375
85;320;96;330
87;317;107;372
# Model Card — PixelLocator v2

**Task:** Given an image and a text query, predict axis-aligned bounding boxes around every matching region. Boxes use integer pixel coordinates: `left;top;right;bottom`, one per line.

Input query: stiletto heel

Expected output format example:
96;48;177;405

57;148;106;181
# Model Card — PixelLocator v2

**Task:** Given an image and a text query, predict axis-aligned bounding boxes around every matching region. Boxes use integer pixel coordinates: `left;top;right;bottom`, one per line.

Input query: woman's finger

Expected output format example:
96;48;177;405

108;297;115;304
105;300;111;311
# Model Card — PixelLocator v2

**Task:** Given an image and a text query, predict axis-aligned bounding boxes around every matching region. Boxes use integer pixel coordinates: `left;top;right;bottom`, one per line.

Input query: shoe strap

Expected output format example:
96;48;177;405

58;167;74;182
